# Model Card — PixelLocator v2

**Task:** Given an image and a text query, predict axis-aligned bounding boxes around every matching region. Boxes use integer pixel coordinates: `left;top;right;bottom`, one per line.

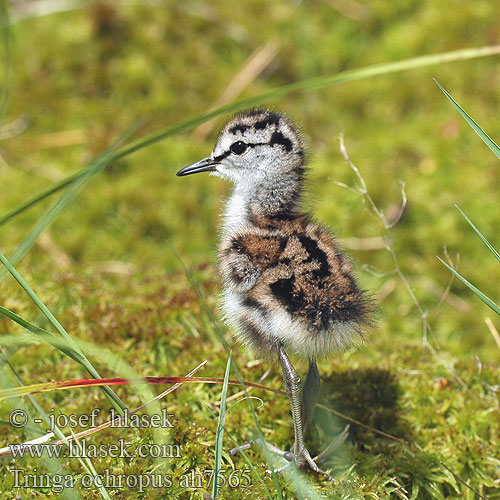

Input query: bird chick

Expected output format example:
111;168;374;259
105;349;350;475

177;109;373;476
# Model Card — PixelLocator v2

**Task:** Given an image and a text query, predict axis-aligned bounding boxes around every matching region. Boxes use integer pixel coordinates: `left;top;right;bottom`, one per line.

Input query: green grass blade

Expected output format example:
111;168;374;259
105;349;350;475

0;170;88;226
0;0;12;120
0;123;145;412
167;241;284;499
67;427;112;500
455;205;500;262
434;79;500;160
2;353;105;500
1;45;500;226
5;172;91;270
1;118;147;271
203;403;273;500
437;257;500;315
0;250;77;342
0;117;144;228
115;44;500;163
0;250;127;412
0;304;83;362
212;352;232;500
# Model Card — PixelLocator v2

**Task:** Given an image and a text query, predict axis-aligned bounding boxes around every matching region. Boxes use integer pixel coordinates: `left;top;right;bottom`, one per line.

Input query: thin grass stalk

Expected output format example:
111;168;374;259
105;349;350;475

337;136;472;391
0;251;127;412
203;403;274;500
1;350;108;500
167;241;284;499
1;45;500;227
437;257;500;315
434;79;500;159
67;426;112;500
455;205;500;262
212;353;232;499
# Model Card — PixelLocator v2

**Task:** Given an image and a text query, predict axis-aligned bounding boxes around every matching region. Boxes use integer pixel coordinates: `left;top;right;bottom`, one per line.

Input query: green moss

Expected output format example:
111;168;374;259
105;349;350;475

1;1;499;498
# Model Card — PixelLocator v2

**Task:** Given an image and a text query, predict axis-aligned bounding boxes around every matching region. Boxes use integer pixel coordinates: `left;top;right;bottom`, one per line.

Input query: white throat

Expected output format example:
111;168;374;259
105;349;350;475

221;184;252;237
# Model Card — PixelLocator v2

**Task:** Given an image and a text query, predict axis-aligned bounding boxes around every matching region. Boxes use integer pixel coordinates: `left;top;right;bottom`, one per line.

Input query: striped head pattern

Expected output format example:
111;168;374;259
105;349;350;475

177;109;305;184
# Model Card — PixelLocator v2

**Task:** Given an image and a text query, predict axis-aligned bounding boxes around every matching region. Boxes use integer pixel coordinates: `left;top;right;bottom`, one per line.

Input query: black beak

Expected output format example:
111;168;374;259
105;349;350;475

176;157;218;177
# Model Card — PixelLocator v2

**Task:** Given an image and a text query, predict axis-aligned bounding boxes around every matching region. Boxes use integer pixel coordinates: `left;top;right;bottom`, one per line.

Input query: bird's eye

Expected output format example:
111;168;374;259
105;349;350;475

230;141;248;155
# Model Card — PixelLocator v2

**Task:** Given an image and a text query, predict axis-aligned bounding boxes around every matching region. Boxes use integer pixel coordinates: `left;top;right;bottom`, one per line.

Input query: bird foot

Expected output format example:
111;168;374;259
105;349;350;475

229;425;349;480
291;444;332;479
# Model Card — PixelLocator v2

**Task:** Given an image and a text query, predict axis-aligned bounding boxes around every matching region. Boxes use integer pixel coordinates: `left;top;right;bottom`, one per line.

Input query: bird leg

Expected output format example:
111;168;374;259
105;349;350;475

229;347;347;478
277;344;331;476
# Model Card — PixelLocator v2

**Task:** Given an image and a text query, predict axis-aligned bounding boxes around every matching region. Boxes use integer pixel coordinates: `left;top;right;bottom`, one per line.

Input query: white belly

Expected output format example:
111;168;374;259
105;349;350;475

221;287;356;359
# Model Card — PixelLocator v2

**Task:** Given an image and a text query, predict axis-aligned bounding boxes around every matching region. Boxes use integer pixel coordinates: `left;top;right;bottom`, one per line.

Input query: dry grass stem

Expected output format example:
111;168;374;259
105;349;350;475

440;462;489;500
485;317;500;350
0;360;207;457
192;39;280;141
317;403;405;444
338;236;386;250
337;135;472;388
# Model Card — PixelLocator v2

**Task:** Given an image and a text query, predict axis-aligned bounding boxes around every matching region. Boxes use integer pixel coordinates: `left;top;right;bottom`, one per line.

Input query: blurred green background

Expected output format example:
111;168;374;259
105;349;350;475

0;1;499;498
2;0;499;357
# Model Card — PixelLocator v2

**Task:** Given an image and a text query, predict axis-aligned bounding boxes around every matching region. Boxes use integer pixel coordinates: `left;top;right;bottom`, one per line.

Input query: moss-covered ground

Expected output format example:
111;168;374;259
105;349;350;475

0;1;499;498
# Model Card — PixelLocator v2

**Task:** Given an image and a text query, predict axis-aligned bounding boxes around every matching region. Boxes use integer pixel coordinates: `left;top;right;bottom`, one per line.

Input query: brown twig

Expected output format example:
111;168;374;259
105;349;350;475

213;366;272;406
316;403;405;444
440;461;489;500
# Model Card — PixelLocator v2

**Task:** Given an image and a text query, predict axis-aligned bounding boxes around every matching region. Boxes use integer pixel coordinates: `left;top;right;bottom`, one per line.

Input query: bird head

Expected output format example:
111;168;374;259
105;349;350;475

177;109;305;186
